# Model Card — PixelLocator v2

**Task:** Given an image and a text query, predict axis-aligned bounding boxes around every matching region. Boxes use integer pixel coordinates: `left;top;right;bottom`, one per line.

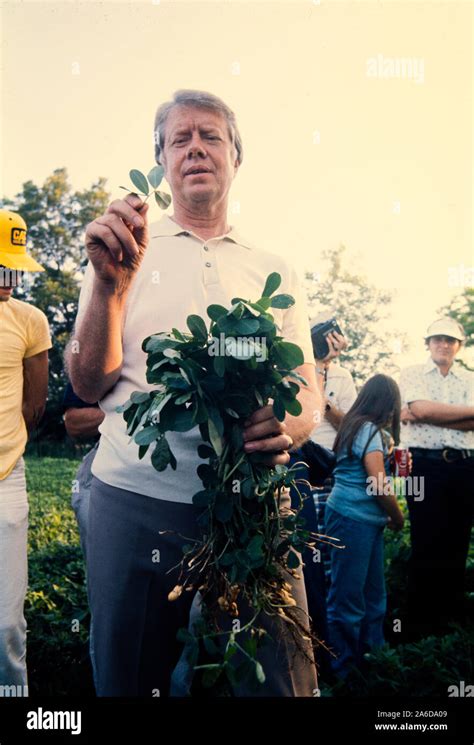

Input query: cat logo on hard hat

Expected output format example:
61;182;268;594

11;228;27;246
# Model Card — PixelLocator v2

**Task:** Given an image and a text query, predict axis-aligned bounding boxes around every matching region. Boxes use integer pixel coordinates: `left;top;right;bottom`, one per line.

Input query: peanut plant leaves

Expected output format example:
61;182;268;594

122;165;172;218
155;191;172;209
271;341;304;369
187;314;208;342
129;169;149;195
270;293;295;309
262;272;281;297
151;437;172;471
147;165;164;188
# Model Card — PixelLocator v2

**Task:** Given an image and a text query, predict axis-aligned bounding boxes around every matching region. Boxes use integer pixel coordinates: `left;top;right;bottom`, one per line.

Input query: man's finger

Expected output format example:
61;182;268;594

243;417;286;442
125;195;150;223
106;197;147;229
96;214;139;258
244;433;293;453
244;404;274;426
87;223;124;263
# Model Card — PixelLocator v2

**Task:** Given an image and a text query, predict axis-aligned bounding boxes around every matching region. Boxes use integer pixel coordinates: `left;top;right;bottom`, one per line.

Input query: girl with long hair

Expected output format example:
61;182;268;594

325;373;405;679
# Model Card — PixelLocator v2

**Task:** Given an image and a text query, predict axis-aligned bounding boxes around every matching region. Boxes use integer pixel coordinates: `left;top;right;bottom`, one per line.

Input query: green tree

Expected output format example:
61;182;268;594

438;287;474;371
1;168;110;440
305;245;408;386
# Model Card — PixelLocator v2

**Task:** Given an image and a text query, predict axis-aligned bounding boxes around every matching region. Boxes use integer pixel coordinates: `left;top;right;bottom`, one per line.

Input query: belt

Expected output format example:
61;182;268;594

411;447;474;463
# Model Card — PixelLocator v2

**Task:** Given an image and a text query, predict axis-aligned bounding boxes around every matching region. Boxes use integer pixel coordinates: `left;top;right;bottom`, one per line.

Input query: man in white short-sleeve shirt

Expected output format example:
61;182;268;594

399;317;474;638
66;89;322;697
74;218;316;505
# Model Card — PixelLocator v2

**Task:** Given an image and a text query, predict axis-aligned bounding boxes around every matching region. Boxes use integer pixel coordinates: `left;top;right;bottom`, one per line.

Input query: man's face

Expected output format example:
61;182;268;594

161;105;239;209
0;266;23;302
428;335;461;367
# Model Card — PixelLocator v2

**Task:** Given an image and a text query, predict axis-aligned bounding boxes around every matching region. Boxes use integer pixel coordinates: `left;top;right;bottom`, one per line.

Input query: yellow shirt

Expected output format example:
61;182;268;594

0;297;52;479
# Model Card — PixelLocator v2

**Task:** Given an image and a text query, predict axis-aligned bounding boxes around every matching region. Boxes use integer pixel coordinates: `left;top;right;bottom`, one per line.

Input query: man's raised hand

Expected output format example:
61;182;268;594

85;194;149;292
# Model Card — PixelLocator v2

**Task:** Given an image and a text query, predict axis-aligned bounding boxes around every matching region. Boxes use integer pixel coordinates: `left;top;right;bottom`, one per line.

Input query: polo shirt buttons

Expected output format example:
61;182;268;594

205;261;212;268
203;245;209;251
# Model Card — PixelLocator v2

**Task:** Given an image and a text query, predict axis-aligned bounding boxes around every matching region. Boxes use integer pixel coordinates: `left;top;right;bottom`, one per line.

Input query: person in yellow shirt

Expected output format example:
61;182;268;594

0;209;51;695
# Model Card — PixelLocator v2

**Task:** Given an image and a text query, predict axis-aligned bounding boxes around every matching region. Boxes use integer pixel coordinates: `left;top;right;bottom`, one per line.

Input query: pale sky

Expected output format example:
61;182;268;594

1;0;473;369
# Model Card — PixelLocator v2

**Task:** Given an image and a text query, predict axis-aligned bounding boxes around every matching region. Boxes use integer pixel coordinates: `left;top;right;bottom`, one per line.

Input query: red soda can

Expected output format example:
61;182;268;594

393;447;410;477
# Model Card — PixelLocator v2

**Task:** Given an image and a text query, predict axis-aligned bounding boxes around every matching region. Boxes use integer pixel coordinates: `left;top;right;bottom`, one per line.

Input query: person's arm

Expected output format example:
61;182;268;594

325;372;357;431
22;350;48;434
324;400;345;430
64;194;149;404
439;418;474;432
314;333;351;431
406;400;474;424
364;450;404;530
64;407;105;441
65;281;128;403
314;362;326;422
285;362;323;448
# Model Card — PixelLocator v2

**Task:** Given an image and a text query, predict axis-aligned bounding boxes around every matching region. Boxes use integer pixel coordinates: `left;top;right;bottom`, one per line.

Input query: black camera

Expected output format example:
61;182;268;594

311;317;344;360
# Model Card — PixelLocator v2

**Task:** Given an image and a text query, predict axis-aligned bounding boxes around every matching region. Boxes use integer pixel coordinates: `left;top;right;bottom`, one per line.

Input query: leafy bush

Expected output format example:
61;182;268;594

325;623;473;697
25;456;94;696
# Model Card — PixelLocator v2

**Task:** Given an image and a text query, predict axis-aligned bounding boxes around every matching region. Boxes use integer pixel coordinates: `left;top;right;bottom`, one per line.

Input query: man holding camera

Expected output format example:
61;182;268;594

308;314;357;588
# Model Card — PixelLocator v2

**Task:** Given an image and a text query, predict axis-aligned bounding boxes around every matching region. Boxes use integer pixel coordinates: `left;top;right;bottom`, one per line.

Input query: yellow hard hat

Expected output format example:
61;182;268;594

0;210;44;272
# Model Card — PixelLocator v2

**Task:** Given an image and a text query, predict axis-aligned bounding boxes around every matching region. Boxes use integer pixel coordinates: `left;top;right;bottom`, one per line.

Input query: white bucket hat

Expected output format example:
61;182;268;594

425;317;466;342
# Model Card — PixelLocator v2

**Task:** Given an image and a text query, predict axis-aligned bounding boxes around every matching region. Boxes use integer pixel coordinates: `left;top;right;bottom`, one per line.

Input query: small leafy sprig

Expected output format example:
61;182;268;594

117;272;335;693
120;166;172;209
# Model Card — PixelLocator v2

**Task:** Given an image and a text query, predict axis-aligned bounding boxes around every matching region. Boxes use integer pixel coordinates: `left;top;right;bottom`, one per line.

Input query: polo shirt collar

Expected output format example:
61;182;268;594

150;214;253;250
423;356;464;379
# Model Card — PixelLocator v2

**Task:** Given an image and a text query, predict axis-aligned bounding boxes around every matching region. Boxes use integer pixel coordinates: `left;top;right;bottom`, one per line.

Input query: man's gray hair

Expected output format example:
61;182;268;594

153;89;243;167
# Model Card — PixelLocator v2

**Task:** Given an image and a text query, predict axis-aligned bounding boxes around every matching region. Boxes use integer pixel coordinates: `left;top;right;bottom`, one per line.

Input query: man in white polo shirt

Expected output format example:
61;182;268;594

399;317;474;638
66;90;321;697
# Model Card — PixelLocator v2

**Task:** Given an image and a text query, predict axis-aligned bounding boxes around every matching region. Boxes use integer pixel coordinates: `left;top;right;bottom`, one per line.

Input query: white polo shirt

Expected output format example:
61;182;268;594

399;357;474;449
309;363;357;449
75;214;315;504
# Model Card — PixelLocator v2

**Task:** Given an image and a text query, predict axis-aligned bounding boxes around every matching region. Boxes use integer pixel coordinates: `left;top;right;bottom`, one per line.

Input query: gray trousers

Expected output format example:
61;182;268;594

71;443;99;688
87;476;318;697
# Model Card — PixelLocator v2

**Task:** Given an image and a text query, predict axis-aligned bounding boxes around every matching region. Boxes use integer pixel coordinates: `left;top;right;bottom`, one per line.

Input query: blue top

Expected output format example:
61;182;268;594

327;421;390;526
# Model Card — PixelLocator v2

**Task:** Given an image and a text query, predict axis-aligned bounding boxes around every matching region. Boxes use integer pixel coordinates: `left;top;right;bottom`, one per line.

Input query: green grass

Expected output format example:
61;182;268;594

25;455;95;696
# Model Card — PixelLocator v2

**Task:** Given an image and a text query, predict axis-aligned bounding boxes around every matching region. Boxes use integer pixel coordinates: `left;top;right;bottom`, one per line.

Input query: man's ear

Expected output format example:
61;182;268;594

156;147;167;173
